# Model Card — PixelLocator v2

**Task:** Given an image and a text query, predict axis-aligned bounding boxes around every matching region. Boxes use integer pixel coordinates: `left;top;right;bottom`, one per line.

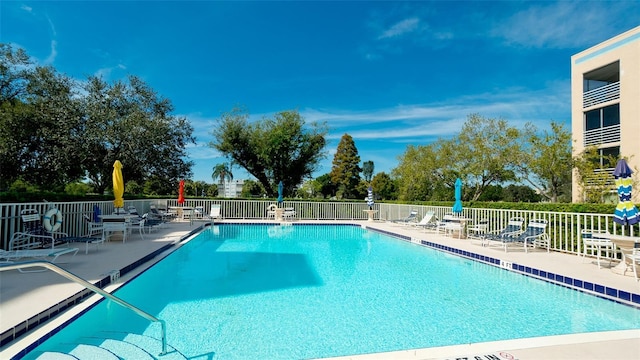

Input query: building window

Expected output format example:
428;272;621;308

599;146;620;168
602;104;620;127
583;61;619;92
584;104;620;131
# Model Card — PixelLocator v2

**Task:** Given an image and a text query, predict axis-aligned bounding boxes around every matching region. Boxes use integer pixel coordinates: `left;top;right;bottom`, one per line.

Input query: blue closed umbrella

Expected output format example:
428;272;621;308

367;186;374;209
93;205;101;223
612;159;639;226
277;181;284;206
452;178;463;215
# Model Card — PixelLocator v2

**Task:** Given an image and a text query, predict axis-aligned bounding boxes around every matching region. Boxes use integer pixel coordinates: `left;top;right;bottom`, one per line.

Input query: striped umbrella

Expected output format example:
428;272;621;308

612;159;639;226
367;186;374;209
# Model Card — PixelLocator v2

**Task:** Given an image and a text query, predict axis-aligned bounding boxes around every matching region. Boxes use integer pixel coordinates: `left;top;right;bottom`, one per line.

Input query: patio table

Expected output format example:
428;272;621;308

595;233;640;276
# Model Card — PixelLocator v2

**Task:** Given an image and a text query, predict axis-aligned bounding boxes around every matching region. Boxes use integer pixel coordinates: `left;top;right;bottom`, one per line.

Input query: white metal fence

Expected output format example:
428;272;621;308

1;200;636;256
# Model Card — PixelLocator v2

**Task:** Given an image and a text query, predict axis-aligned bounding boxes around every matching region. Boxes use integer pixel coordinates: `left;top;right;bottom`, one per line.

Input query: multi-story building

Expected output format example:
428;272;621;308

218;179;245;198
571;26;640;203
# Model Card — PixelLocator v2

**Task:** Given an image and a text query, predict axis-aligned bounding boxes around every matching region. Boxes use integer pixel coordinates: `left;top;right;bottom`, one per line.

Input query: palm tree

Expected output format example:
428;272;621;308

212;163;233;197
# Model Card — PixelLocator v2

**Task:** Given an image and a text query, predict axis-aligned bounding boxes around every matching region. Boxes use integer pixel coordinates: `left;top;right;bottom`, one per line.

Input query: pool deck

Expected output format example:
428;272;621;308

1;219;639;359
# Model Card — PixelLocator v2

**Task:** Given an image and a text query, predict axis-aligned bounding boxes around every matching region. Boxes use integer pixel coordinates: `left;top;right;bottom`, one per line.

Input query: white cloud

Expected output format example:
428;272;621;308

21;5;32;12
186;142;221;160
301;82;570;143
491;2;637;49
43;40;57;65
378;17;421;40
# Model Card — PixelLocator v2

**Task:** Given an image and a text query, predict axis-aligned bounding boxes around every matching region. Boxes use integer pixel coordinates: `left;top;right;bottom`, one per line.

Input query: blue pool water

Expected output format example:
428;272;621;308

24;224;640;359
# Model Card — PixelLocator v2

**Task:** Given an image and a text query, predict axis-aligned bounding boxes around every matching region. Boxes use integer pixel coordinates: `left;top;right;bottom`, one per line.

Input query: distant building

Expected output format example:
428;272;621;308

571;26;640;203
218;179;244;198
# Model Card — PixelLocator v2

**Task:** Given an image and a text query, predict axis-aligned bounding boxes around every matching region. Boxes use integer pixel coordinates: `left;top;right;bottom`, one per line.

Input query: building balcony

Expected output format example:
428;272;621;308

583;81;619;108
584;167;615;188
583;124;620;147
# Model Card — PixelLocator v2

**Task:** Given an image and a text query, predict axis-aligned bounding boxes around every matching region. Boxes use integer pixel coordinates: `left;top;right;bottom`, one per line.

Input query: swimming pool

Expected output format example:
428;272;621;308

20;224;640;359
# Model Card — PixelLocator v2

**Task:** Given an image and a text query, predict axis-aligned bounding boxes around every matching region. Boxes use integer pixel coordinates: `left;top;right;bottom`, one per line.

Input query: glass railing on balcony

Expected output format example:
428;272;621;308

583;124;620;146
583;81;619;108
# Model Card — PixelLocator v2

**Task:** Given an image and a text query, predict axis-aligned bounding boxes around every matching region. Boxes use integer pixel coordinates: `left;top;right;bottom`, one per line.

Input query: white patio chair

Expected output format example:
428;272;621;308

467;219;489;239
207;204;222;221
581;229;620;269
283;207;296;220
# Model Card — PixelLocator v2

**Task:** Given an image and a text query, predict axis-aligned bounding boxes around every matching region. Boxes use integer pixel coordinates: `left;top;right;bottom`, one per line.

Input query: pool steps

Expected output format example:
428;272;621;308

33;332;186;359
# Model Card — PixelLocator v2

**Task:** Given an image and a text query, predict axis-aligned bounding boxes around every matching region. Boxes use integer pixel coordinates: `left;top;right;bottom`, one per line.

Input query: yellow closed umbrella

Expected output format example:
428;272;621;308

113;160;124;209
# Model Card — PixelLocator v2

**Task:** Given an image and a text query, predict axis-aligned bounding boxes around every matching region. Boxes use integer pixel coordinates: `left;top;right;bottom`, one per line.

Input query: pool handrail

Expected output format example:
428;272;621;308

0;261;168;356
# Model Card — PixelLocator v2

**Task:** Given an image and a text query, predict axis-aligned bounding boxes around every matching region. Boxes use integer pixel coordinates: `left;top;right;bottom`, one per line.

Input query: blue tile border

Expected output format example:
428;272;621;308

416;238;640;309
366;227;412;242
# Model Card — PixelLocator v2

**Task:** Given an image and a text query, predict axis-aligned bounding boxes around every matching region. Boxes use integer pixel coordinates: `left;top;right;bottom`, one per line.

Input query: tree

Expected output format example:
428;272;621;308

515;121;572;202
0;46;195;192
330;134;362;199
241;179;264;197
371;172;398;200
477;184;503;201
21;66;85;188
0;53;85;189
315;173;337;199
296;179;322;199
573;146;621;203
454;114;520;201
392;143;443;201
210;107;327;197
362;160;374;182
81;75;195;194
212;162;233;197
0;44;31;98
503;184;541;202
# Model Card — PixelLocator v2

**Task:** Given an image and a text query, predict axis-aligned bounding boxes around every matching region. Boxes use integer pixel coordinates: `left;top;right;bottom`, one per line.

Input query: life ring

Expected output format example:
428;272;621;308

267;204;277;211
43;208;63;232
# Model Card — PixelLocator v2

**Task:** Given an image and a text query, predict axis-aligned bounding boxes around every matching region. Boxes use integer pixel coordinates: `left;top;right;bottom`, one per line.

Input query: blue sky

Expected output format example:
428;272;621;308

2;1;639;183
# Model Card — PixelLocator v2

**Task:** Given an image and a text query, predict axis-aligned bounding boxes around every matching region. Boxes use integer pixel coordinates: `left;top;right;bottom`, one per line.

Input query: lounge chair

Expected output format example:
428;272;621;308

481;217;524;247
0;247;79;273
193;206;205;219
581;229;620;268
150;205;174;221
127;206;140;217
412;212;437;231
390;210;419;224
487;219;549;252
10;209;70;250
141;213;163;231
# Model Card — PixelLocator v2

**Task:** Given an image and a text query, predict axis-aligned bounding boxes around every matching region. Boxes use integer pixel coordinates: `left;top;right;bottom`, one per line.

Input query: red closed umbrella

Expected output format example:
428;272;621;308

178;179;185;205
